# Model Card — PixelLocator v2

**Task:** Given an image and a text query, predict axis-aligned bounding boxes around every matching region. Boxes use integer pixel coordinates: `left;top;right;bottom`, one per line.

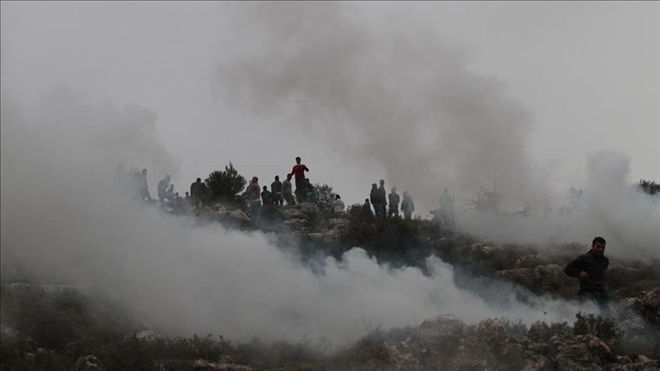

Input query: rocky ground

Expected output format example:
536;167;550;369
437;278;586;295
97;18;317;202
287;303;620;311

1;202;659;370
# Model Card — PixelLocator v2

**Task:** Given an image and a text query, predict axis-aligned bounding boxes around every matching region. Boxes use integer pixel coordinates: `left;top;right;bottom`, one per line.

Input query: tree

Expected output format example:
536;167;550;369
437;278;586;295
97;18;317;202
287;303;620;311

637;179;660;196
205;162;246;204
312;183;334;211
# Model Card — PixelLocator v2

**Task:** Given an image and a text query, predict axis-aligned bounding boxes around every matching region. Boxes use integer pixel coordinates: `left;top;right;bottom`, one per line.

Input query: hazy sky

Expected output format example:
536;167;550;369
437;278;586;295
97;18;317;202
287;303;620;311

1;1;658;207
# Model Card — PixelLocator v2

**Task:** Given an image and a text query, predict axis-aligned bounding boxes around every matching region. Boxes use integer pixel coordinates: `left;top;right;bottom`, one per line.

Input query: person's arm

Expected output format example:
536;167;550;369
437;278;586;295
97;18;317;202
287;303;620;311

290;166;296;177
564;255;585;277
304;165;309;172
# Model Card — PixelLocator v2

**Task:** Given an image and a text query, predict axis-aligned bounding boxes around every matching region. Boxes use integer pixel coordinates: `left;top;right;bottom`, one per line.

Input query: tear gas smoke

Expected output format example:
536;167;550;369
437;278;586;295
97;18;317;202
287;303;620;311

213;2;659;261
214;2;544;214
1;86;597;345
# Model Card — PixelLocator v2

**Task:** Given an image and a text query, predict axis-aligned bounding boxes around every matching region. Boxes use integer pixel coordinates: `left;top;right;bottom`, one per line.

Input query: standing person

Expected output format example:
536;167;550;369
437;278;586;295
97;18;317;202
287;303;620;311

290;156;309;203
304;178;315;203
377;179;387;218
564;237;610;314
388;187;400;218
370;184;381;218
282;174;295;206
245;177;262;221
261;185;273;206
439;187;456;225
271;176;283;206
165;184;176;204
136;169;152;202
363;198;373;216
333;194;345;213
190;178;206;208
157;175;171;203
401;191;415;220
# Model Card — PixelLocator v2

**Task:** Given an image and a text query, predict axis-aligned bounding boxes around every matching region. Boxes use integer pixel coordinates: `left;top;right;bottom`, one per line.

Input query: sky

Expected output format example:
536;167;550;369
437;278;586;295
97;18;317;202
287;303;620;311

1;1;659;209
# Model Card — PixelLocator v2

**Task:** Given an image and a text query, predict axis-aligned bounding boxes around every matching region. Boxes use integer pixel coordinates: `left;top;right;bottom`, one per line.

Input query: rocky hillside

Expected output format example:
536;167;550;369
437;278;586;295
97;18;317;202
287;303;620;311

2;201;659;370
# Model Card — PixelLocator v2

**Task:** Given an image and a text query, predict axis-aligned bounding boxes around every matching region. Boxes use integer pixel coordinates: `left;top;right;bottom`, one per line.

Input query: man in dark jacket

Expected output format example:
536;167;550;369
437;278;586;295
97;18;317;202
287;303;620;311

271;176;283;206
388;187;400;218
261;186;273;206
564;237;610;311
190;178;208;208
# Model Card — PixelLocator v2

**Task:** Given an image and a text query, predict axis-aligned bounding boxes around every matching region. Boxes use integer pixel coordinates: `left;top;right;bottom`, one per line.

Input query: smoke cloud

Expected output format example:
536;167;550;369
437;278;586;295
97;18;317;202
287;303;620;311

1;86;596;345
214;2;543;213
213;2;659;261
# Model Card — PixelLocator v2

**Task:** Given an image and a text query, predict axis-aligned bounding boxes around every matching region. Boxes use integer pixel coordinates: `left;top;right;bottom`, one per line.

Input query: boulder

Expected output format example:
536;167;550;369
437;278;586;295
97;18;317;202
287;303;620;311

75;355;104;371
284;218;307;232
417;314;465;341
514;255;552;269
383;340;422;370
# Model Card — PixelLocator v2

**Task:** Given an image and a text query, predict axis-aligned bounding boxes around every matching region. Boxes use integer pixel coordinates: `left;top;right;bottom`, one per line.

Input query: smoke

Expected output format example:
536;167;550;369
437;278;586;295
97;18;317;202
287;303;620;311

458;149;660;261
1;85;597;345
214;2;544;213
213;2;659;261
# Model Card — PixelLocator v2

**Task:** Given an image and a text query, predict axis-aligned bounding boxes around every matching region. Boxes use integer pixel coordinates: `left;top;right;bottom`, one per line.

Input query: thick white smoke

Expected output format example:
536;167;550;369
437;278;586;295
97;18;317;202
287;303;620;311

213;2;659;262
214;2;545;214
1;86;596;345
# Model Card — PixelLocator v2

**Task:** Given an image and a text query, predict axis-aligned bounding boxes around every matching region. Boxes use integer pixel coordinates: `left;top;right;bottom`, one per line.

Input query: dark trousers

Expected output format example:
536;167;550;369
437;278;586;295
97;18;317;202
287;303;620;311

295;179;306;202
579;290;610;317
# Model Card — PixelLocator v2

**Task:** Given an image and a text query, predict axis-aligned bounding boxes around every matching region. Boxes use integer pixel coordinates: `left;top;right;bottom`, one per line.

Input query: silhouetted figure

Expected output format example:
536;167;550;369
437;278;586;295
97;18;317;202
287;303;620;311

157;175;171;203
565;237;610;314
190;178;208;208
401;191;415;220
388;187;400;218
304;178;315;203
165;184;175;203
245;177;262;221
136;169;152;201
377;179;387;218
261;185;273;206
282;174;295;206
271;176;283;206
334;194;345;213
439;187;455;225
370;184;380;217
363;198;373;216
290;156;309;203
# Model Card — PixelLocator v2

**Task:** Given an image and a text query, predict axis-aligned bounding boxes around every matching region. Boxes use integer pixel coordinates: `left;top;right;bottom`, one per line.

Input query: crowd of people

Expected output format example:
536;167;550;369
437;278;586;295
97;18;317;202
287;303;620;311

114;160;610;313
115;156;458;224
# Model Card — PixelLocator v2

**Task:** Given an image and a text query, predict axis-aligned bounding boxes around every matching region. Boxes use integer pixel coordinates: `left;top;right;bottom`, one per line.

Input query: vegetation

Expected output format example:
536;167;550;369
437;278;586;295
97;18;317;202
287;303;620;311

204;162;246;205
637;179;660;196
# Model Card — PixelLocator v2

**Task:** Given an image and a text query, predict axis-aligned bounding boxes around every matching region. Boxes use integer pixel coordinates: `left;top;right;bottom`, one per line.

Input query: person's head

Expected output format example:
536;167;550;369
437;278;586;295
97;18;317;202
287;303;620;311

196;178;201;183
286;174;292;180
305;178;310;184
443;187;448;194
404;191;410;197
391;187;397;193
175;192;179;197
365;198;370;204
165;175;171;181
185;192;189;197
372;183;377;189
295;156;301;164
142;169;147;175
275;175;279;181
168;184;174;190
380;179;385;186
591;237;606;256
335;194;341;200
263;186;267;191
252;176;258;184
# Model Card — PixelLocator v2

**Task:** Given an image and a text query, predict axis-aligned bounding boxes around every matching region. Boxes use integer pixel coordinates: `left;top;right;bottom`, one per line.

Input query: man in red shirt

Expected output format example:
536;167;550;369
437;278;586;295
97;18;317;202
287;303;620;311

290;156;309;202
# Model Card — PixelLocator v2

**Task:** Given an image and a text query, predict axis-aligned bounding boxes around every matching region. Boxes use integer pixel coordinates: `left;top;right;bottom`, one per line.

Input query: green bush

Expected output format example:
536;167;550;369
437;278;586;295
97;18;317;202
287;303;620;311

205;162;247;204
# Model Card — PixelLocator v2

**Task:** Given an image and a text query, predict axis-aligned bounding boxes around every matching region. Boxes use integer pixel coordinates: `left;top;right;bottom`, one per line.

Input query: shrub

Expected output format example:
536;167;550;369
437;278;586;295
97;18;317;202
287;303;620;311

637;179;660;196
312;183;335;212
573;312;623;344
205;162;247;204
